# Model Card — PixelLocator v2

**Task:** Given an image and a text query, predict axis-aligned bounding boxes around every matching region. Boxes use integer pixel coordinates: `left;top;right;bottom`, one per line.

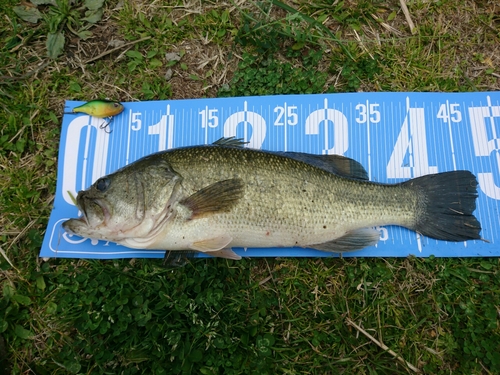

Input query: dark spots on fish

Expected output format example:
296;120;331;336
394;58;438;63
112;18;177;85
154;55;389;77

323;225;327;229
266;231;270;236
302;189;306;192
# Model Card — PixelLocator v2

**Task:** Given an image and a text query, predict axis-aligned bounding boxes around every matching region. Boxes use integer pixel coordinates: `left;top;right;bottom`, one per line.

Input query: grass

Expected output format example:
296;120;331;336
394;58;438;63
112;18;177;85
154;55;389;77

1;0;499;374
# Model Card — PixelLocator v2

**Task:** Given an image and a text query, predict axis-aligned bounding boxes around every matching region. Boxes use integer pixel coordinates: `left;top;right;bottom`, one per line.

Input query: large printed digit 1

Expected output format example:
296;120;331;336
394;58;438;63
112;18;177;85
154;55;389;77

223;101;266;149
305;98;348;155
387;98;437;179
62;116;110;205
469;96;500;199
148;105;174;151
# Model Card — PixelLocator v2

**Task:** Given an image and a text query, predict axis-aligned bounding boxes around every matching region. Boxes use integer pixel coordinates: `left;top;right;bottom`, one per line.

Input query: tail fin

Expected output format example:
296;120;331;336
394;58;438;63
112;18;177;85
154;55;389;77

403;171;481;241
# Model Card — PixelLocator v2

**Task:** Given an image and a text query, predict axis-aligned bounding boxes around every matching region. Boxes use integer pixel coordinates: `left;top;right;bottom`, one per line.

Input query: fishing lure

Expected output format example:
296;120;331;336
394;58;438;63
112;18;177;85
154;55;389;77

65;99;124;132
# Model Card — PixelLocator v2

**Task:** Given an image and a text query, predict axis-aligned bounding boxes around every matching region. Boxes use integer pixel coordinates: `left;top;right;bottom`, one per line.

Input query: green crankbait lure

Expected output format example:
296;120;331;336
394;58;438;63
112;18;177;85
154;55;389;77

66;99;124;117
65;99;124;132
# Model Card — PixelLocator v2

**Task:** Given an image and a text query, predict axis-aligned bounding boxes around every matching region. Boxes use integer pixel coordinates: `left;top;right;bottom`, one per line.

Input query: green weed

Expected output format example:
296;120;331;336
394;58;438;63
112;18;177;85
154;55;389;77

13;0;106;59
220;50;329;97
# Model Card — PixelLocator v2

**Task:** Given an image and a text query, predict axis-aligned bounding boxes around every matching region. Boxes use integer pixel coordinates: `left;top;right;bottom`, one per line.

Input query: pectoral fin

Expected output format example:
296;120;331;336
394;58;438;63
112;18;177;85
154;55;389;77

180;178;244;220
309;228;380;252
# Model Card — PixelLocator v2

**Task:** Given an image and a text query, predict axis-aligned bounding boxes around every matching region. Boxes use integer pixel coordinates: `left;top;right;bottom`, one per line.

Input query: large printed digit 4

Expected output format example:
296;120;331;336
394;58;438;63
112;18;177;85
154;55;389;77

387;99;438;179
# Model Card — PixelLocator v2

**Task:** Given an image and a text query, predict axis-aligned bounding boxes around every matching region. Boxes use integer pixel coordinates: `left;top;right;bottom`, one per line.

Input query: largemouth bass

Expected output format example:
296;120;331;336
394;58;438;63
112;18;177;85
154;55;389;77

63;138;481;260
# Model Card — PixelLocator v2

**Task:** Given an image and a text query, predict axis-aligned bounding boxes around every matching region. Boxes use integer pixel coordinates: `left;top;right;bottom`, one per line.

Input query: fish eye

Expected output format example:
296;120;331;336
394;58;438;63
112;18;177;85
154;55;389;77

113;102;120;107
95;177;110;192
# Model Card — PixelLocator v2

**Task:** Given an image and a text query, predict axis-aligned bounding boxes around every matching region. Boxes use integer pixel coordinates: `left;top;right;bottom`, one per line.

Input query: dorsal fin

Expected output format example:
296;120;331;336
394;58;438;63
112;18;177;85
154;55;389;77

211;139;368;180
279;152;369;180
212;137;248;148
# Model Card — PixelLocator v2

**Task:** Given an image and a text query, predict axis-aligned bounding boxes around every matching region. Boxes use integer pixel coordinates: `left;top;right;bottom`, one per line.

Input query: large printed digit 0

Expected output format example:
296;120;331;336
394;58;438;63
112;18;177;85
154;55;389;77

305;99;348;155
223;101;266;149
62;116;110;205
469;97;500;200
387;98;438;179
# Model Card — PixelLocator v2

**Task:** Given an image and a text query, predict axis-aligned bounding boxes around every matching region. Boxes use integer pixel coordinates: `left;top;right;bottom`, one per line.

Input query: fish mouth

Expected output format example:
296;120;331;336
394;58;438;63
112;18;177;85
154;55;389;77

62;197;111;238
75;194;111;228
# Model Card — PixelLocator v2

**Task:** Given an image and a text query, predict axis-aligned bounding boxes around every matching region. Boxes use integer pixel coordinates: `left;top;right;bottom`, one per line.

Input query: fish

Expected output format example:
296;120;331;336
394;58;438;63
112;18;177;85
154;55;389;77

62;138;482;261
65;99;124;118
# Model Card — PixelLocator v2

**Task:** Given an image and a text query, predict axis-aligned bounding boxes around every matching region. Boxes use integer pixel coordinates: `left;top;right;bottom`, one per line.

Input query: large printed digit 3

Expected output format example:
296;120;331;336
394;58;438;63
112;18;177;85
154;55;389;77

305;98;348;155
469;96;500;200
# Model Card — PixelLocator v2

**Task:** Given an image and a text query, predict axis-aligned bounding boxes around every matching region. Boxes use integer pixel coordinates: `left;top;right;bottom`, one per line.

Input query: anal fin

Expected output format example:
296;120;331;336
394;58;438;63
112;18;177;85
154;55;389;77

190;234;233;252
189;235;241;260
309;228;380;252
205;249;241;260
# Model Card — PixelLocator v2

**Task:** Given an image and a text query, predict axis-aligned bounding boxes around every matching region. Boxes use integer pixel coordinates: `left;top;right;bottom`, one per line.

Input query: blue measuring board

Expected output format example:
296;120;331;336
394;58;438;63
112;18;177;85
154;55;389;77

40;92;500;259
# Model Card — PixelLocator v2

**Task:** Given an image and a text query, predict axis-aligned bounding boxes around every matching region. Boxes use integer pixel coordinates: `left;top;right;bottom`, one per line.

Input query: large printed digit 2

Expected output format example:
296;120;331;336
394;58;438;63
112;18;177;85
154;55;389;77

62;116;110;205
223;101;266;149
469;96;500;200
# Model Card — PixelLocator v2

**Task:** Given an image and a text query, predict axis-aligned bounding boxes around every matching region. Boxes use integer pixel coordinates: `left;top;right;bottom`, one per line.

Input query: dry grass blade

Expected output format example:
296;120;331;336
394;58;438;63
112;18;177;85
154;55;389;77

0;61;51;84
346;318;420;373
399;0;416;35
0;246;18;273
84;36;152;64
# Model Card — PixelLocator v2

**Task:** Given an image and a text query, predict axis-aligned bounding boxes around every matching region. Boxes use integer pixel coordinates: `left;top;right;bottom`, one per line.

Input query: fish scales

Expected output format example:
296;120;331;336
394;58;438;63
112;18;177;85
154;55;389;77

144;146;417;248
